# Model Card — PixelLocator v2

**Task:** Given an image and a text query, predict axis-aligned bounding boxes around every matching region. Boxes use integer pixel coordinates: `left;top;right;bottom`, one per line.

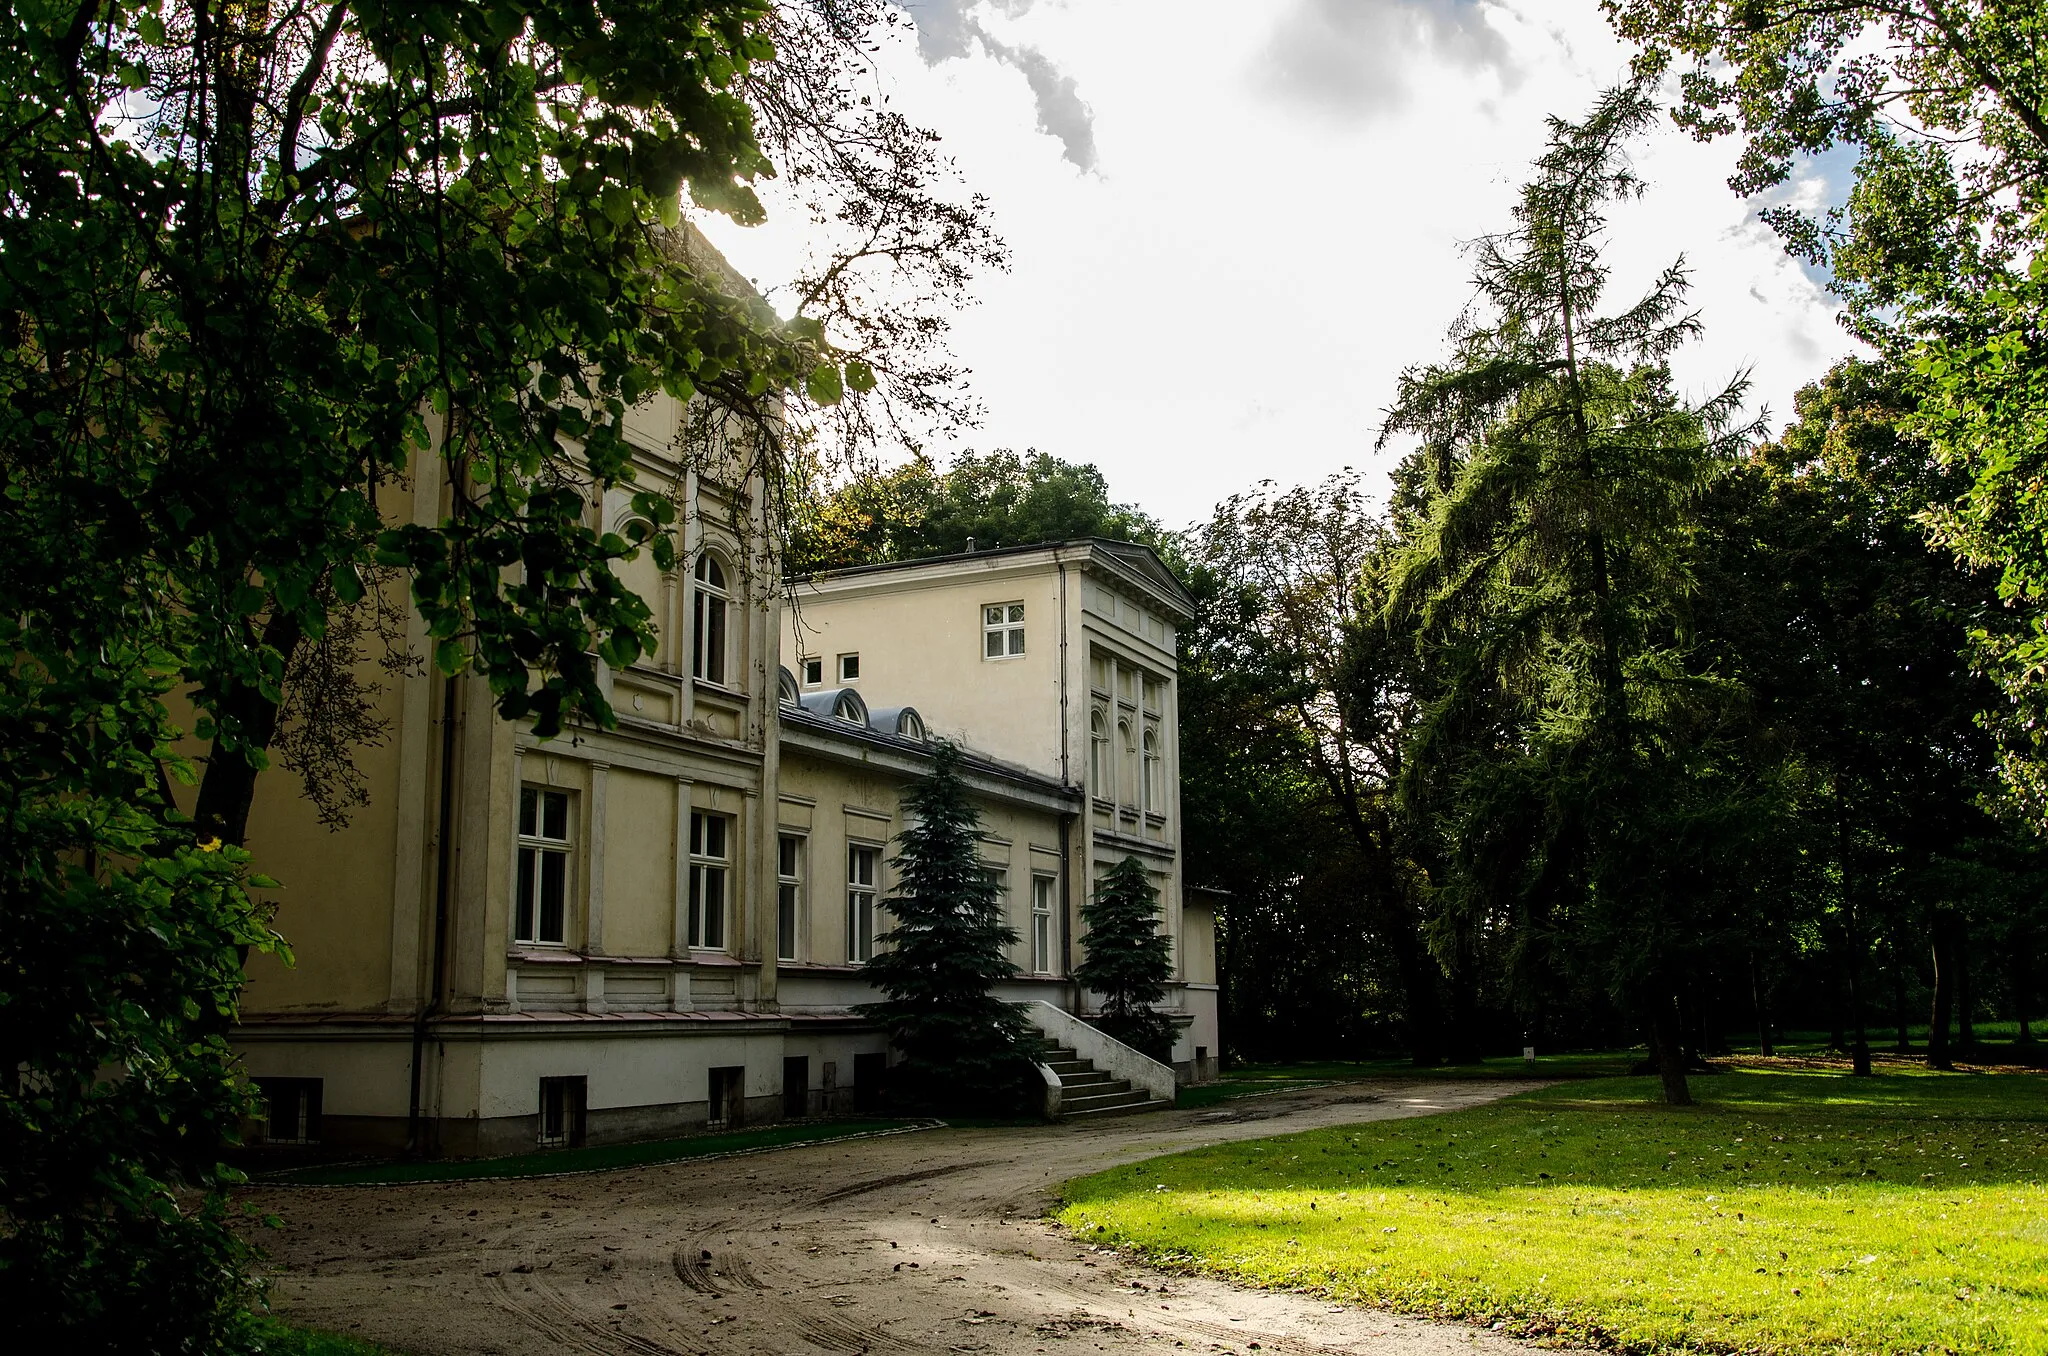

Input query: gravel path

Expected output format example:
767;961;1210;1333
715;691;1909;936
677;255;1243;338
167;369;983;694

247;1079;1555;1355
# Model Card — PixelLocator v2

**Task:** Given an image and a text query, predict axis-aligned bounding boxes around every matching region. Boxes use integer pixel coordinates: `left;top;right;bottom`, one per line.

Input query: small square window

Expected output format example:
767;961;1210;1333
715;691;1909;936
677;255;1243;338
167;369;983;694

801;657;823;686
983;603;1024;659
839;653;860;682
255;1077;323;1145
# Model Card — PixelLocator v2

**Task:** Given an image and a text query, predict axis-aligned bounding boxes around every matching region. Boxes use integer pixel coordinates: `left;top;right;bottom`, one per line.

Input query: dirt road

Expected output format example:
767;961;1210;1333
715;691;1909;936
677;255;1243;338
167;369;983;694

248;1080;1551;1355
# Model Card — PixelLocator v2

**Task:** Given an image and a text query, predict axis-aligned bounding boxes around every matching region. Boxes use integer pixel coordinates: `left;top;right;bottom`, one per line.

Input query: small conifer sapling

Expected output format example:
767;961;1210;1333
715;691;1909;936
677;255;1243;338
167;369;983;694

1076;855;1177;1060
858;740;1036;1111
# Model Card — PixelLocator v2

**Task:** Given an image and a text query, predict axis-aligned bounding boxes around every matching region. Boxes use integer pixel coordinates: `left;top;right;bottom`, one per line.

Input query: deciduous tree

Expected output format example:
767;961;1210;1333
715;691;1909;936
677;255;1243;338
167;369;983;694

0;0;999;1343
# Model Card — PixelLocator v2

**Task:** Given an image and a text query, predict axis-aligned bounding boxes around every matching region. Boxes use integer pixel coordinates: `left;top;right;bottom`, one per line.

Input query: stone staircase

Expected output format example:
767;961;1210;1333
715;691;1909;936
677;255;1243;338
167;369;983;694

1039;1043;1173;1120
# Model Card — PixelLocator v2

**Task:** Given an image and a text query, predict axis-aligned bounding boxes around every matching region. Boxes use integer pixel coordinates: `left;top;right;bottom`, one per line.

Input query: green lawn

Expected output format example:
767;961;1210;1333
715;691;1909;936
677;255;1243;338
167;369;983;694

251;1318;393;1354
1065;1067;2048;1354
262;1117;927;1186
1177;1053;1637;1108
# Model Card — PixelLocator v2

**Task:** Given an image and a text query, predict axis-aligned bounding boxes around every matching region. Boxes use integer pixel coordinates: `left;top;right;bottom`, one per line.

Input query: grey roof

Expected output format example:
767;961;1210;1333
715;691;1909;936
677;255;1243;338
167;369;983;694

788;536;1196;620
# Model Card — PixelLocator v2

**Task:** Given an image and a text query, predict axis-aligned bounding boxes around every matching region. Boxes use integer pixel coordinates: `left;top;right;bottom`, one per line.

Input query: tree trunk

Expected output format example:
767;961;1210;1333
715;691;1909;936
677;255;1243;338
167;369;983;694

192;610;304;847
1893;952;1911;1053
1445;920;1482;1064
1827;963;1847;1055
1387;921;1442;1066
1649;990;1692;1106
1956;919;1975;1053
1928;914;1956;1071
1750;952;1774;1057
1845;945;1872;1077
2016;923;2033;1046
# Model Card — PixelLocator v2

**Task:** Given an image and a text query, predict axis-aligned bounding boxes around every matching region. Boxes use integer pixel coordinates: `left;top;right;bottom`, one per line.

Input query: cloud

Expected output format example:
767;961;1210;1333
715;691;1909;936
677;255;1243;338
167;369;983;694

895;1;1098;171
1256;0;1516;119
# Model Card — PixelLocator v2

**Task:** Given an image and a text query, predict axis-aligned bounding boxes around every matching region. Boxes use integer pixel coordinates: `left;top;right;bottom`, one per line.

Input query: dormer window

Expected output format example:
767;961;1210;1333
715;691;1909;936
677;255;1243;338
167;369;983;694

983;603;1025;659
692;554;729;685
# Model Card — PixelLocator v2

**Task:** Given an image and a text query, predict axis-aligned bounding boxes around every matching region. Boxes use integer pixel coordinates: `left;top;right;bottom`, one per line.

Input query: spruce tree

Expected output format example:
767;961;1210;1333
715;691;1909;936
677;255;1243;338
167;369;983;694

1076;856;1177;1060
859;741;1036;1112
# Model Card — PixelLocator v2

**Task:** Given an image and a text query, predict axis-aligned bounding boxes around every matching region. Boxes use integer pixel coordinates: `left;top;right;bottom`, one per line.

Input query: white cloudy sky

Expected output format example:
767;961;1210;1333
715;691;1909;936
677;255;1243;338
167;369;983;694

700;0;1854;529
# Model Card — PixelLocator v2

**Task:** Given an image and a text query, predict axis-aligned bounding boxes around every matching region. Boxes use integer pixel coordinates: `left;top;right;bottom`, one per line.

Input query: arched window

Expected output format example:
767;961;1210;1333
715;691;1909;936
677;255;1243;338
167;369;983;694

1142;728;1161;815
1089;709;1109;797
692;554;728;684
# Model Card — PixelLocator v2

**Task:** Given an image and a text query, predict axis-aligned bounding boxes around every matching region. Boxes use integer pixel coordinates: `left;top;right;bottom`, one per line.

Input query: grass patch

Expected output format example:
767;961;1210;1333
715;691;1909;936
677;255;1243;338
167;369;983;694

251;1317;394;1354
264;1117;927;1186
1064;1066;2048;1354
1177;1053;1636;1109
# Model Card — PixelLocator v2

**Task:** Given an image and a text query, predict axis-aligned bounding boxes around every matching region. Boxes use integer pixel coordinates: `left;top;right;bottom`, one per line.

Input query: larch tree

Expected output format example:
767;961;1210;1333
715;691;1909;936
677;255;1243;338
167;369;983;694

1076;856;1177;1061
1383;79;1760;1106
858;741;1036;1113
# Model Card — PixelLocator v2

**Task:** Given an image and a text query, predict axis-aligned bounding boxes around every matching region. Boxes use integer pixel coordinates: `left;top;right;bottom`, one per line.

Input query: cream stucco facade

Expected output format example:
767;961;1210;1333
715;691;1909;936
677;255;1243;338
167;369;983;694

231;402;1214;1159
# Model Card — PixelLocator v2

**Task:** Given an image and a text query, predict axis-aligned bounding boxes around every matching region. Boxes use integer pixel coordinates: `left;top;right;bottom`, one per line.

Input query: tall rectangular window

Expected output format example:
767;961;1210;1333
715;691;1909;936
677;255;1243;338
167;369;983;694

983;602;1025;658
1031;875;1055;974
516;787;571;945
847;844;879;963
692;555;729;685
688;811;729;949
777;834;803;962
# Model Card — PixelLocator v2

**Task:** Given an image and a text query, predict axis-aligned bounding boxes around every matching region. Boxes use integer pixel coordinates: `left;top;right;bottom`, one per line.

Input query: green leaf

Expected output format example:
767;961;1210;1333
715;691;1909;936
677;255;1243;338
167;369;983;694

806;362;844;406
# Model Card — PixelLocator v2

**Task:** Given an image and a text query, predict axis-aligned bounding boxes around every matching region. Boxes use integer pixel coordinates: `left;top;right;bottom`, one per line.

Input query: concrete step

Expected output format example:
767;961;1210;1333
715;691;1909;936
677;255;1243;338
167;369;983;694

1064;1095;1173;1120
1038;1046;1077;1063
1047;1059;1096;1078
1061;1085;1144;1114
1056;1068;1112;1087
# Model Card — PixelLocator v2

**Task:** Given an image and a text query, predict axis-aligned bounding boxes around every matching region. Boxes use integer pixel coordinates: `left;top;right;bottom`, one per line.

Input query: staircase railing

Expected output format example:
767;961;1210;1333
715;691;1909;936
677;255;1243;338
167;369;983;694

1019;1000;1178;1116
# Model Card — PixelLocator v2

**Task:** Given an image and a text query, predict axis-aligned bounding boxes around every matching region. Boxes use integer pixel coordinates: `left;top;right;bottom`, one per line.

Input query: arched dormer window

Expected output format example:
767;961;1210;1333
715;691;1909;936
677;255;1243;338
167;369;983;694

1089;709;1109;797
1142;727;1161;815
778;666;800;706
871;707;926;742
692;554;729;685
797;687;868;726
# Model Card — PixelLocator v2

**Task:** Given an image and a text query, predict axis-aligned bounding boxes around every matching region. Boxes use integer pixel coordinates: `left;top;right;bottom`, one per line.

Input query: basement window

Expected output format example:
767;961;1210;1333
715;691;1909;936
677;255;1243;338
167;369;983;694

255;1078;322;1145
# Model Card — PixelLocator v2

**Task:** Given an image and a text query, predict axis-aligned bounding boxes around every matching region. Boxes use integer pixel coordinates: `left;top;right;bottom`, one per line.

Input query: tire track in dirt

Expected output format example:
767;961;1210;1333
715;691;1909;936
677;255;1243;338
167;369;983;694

247;1080;1567;1356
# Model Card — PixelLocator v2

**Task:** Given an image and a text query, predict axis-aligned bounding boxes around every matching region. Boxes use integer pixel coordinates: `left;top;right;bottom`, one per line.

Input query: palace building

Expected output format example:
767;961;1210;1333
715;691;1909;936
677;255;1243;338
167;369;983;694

229;357;1215;1157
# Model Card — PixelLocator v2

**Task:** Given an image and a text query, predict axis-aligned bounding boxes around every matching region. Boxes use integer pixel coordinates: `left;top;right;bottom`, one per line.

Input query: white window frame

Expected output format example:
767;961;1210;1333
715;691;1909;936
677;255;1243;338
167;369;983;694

777;833;804;962
692;554;730;686
982;602;1025;659
687;810;730;950
801;656;823;686
847;843;880;963
1031;874;1055;974
1117;717;1137;809
1089;708;1110;799
516;786;573;946
838;652;861;682
1142;727;1162;816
